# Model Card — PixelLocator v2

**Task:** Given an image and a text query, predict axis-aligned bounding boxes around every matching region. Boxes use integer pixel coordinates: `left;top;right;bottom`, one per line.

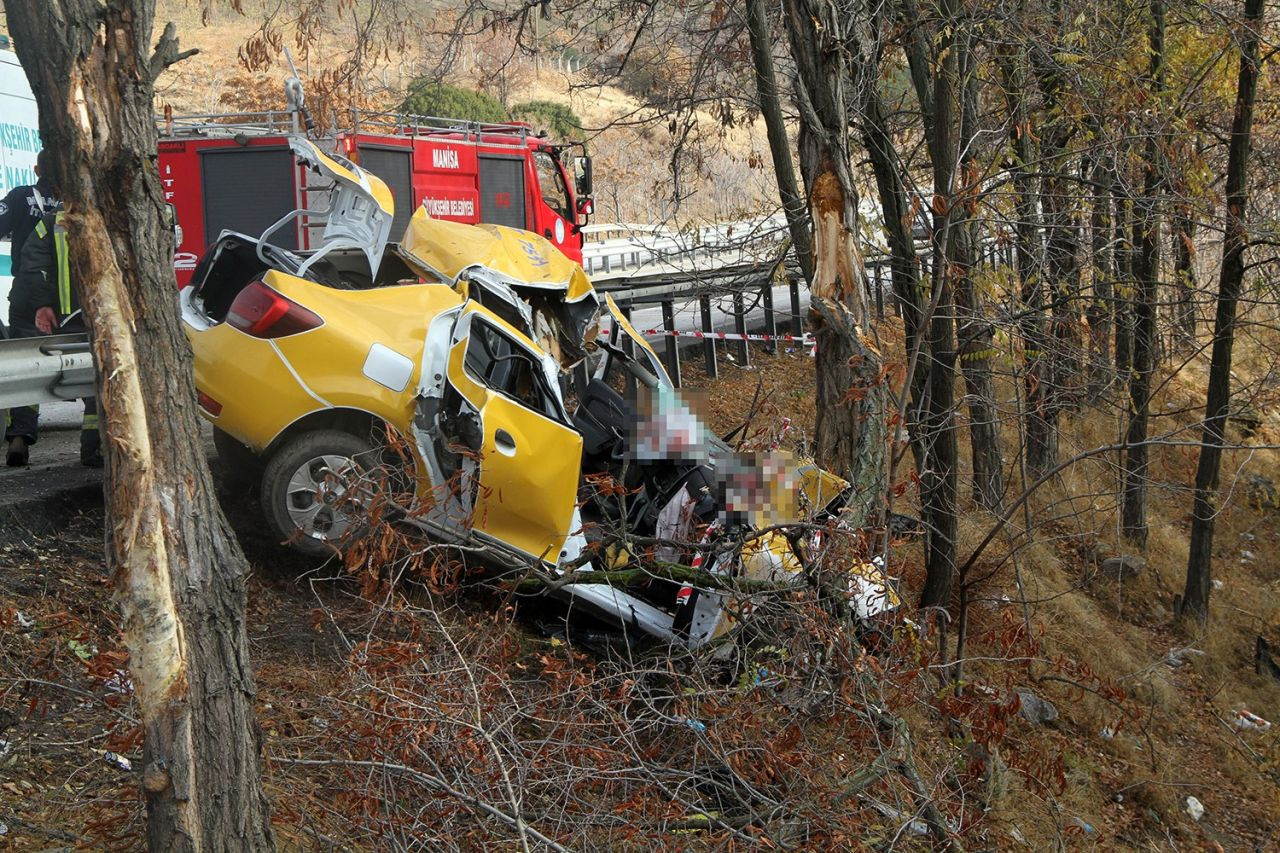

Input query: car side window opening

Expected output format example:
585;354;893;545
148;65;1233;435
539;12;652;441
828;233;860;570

532;151;571;220
464;320;561;421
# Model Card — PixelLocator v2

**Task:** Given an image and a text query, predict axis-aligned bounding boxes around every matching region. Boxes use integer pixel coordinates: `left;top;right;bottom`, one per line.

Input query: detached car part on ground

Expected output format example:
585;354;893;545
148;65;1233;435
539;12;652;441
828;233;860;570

182;137;900;647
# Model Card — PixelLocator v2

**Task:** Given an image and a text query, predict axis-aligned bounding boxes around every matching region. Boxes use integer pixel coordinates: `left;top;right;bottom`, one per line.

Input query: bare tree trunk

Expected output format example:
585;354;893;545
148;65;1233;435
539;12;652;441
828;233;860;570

998;49;1052;483
952;66;1004;511
1026;2;1086;477
1172;198;1198;342
3;2;274;848
901;0;1002;509
1182;0;1264;622
909;0;961;608
1114;181;1135;378
782;0;887;526
862;86;927;474
1086;151;1115;395
746;0;813;284
1122;0;1167;546
1029;136;1078;475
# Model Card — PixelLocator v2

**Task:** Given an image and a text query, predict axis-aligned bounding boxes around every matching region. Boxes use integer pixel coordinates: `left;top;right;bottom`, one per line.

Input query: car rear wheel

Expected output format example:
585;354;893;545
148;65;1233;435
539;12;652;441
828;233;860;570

260;430;377;558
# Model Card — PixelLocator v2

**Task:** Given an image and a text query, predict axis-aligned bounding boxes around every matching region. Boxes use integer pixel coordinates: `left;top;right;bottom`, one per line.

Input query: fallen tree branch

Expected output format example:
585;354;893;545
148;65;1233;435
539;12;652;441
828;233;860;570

272;757;571;852
867;707;965;852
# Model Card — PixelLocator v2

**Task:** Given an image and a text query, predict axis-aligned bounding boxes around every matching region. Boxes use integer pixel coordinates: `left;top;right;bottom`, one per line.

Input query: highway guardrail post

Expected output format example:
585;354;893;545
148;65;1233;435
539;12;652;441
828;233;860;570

699;295;717;379
789;277;803;336
661;299;681;388
762;281;777;354
733;291;750;367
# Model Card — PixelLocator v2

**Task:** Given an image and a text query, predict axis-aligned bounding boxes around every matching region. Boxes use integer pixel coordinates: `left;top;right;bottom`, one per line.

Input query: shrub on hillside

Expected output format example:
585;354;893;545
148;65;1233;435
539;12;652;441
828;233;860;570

400;81;508;124
510;100;582;138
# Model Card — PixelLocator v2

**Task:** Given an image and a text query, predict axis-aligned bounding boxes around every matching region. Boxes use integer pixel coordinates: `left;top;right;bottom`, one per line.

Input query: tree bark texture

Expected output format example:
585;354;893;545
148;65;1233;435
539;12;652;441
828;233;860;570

1085;152;1115;395
900;0;960;607
1172;200;1198;342
782;0;888;527
746;0;814;285
1122;0;1167;546
952;67;1004;511
1026;54;1081;477
2;2;274;848
1114;186;1135;378
1182;0;1264;622
862;86;927;475
998;50;1053;482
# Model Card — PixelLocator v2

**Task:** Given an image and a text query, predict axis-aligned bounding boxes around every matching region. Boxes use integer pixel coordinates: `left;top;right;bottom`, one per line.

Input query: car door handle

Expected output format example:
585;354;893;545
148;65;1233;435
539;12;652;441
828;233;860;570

494;429;517;456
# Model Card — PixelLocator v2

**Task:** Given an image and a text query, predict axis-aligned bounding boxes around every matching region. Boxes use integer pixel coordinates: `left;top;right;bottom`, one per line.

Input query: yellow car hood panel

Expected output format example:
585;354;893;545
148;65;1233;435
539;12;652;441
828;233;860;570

400;207;595;302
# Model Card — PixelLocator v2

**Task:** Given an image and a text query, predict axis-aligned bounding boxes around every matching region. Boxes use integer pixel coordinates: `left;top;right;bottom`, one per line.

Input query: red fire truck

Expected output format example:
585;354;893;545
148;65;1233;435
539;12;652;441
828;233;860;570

157;104;594;286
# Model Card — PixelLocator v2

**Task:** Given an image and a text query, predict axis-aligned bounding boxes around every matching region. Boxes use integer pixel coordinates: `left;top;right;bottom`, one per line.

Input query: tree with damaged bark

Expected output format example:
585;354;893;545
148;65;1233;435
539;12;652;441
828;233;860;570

1181;0;1265;623
777;0;888;526
2;0;273;848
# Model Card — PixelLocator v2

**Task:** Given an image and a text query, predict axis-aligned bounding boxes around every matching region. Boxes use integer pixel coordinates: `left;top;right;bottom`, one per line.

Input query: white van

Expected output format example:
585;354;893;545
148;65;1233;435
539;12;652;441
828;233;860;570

0;38;43;311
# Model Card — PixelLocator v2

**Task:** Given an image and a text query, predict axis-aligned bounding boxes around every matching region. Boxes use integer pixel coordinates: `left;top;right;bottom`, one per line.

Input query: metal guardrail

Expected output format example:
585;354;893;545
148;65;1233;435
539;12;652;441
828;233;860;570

0;333;95;409
580;214;789;279
586;216;1010;387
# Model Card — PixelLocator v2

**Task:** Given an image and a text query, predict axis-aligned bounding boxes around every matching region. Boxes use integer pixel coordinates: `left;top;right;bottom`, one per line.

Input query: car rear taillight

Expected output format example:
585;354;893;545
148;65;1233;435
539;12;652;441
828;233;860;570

226;281;322;338
197;391;222;416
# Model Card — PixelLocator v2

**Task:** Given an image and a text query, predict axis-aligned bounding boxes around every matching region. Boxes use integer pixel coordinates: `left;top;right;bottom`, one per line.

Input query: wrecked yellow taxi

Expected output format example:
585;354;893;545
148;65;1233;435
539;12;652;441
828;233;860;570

181;137;900;646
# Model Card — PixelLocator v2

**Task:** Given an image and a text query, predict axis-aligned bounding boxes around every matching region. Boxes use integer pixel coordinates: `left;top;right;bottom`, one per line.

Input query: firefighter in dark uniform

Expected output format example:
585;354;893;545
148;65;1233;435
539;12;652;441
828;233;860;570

6;211;101;467
0;150;62;340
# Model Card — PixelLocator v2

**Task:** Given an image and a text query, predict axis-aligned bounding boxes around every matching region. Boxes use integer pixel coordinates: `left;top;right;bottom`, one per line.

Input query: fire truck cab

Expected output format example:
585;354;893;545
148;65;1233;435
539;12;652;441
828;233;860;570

158;106;593;286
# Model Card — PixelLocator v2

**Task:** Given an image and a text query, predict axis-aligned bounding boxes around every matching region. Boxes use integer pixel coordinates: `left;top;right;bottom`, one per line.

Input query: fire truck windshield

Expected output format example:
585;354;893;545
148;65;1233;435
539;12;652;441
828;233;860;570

532;150;571;220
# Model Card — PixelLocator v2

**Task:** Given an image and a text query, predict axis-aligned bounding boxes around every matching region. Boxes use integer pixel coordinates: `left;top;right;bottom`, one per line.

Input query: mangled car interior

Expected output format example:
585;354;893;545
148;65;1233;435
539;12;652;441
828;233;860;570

182;137;902;648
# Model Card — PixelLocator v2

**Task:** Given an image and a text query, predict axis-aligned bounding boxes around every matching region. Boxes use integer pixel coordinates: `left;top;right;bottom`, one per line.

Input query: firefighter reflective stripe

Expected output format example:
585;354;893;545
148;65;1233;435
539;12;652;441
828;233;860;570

82;413;99;430
54;221;72;316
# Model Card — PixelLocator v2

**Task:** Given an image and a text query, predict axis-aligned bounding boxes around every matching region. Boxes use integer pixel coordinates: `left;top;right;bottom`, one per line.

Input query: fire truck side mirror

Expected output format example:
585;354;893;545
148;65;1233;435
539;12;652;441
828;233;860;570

575;155;593;202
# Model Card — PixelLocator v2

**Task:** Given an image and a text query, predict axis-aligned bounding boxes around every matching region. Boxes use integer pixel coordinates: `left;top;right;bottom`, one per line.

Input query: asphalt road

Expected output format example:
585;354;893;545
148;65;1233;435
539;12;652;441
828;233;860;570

0;401;103;543
0;402;218;544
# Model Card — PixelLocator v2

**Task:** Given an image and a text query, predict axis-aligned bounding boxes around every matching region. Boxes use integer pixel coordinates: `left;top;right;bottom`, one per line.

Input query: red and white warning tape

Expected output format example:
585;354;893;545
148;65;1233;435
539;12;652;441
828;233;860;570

603;326;815;345
676;523;719;607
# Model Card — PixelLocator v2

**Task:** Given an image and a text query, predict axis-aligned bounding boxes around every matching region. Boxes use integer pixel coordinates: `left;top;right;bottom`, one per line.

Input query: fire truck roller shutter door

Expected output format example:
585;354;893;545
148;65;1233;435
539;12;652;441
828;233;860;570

356;146;414;240
201;147;298;250
478;155;526;231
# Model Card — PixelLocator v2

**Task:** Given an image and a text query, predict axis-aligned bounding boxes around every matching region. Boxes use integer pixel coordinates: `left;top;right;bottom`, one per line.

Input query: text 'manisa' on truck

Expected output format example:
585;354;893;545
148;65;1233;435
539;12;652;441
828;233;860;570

156;76;593;285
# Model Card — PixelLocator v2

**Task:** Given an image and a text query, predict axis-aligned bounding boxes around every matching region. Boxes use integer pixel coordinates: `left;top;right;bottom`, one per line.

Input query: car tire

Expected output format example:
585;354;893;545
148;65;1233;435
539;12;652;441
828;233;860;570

260;430;377;558
212;427;263;483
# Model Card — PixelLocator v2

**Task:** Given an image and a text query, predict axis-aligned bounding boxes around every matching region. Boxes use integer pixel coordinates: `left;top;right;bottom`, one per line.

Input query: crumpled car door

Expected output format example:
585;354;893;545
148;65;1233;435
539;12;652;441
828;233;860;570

441;303;583;563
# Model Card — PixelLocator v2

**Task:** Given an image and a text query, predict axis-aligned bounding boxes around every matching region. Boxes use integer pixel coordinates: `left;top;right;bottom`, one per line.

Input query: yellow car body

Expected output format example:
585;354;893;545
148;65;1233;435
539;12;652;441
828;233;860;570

191;277;458;454
181;136;901;646
400;209;600;365
182;138;589;565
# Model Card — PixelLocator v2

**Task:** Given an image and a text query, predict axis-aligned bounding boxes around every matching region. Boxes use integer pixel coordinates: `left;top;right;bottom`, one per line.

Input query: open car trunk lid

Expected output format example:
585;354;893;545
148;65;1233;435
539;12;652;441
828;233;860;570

286;137;396;279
